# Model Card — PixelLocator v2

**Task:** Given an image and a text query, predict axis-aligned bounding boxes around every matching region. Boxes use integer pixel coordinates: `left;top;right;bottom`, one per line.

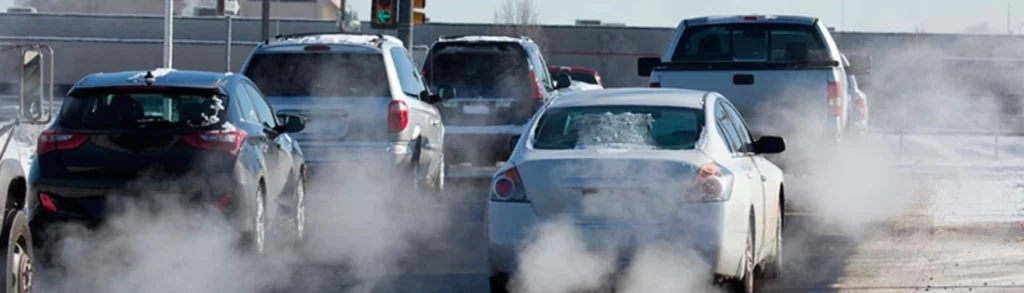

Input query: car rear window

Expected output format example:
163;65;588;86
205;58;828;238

533;106;705;150
672;23;829;63
59;87;227;131
423;43;531;98
243;52;390;97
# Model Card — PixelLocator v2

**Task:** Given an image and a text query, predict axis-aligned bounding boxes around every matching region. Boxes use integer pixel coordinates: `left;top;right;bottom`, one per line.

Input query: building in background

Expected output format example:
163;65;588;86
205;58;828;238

18;0;345;19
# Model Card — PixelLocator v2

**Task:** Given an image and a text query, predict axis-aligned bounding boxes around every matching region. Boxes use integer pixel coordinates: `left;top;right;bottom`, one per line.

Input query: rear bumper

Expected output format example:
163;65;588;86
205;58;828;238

445;125;524;164
486;201;748;278
299;141;414;167
27;164;254;243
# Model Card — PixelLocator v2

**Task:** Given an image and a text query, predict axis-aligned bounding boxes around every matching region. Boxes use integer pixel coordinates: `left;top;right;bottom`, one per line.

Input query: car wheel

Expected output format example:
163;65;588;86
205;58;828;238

293;179;306;243
763;210;783;279
241;185;266;255
2;210;33;293
728;222;755;293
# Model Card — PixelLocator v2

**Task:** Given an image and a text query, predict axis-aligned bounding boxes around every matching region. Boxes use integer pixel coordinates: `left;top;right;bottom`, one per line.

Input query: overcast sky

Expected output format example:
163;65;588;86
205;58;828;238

350;0;1022;34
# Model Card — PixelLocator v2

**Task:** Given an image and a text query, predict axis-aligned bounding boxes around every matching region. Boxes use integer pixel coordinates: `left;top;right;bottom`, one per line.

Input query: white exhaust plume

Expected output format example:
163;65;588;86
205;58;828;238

510;218;616;293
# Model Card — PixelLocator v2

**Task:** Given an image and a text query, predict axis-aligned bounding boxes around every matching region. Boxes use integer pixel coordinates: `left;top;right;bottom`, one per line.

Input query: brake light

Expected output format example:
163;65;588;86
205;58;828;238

688;163;733;202
742;16;758;21
649;82;661;88
491;166;528;202
37;130;88;155
528;71;544;100
388;100;409;133
827;81;842;116
182;129;247;156
39;193;57;212
303;45;331;52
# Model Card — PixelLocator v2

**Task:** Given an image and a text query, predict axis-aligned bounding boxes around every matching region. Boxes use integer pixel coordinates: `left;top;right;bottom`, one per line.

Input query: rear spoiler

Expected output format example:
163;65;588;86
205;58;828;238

638;58;841;76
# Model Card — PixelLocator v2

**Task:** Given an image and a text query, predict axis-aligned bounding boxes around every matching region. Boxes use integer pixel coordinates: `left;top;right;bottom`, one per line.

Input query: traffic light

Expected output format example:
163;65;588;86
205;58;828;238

413;0;428;24
370;0;397;29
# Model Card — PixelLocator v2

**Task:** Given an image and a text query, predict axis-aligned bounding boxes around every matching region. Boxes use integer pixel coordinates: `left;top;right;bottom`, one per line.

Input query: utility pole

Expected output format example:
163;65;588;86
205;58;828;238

396;0;413;50
261;0;271;41
163;0;173;68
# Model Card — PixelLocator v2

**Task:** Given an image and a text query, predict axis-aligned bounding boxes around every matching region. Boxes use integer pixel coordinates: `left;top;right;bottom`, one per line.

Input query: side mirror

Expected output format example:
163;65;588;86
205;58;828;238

508;134;521;152
753;136;786;154
19;47;53;124
637;57;661;77
419;90;442;104
553;73;572;90
846;55;872;75
274;113;307;133
436;85;456;100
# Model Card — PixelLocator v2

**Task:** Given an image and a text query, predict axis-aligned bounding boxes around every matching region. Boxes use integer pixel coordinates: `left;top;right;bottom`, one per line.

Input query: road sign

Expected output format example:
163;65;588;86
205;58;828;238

370;0;397;29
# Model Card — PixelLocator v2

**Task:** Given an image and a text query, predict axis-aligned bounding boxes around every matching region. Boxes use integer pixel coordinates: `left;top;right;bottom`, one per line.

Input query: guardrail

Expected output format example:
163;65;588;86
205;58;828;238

866;127;1024;160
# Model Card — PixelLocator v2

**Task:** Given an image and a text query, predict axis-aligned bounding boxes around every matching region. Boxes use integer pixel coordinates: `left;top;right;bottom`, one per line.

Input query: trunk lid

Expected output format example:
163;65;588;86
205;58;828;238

517;149;714;224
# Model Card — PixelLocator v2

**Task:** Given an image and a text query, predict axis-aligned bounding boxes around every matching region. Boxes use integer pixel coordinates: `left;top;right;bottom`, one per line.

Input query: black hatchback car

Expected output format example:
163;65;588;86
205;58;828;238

27;69;308;254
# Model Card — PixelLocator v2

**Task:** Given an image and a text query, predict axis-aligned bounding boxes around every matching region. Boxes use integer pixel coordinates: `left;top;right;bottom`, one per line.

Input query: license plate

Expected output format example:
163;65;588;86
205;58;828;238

462;104;490;115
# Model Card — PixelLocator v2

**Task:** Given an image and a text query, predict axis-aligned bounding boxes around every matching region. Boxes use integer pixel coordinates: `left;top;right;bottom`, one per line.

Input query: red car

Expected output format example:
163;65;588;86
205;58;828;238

548;66;604;87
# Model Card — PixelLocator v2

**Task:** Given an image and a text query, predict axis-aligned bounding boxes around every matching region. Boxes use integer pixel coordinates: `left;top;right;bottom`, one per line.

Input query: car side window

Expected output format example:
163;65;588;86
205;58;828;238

233;84;260;123
714;101;742;153
390;47;427;97
242;81;278;128
721;100;753;152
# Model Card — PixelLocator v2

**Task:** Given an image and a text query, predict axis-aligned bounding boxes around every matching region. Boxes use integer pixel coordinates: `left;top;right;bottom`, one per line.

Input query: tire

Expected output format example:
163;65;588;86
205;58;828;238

489;273;510;293
728;220;755;293
0;210;33;293
240;184;266;255
763;209;783;279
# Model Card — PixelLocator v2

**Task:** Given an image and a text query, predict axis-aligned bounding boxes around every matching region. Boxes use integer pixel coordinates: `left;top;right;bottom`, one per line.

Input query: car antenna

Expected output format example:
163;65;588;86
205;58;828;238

144;70;155;86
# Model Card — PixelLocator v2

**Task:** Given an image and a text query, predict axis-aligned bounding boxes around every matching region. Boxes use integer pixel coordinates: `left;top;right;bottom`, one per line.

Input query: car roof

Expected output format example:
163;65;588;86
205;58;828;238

261;33;403;49
548;88;709;109
684;14;818;26
434;35;531;44
72;68;232;91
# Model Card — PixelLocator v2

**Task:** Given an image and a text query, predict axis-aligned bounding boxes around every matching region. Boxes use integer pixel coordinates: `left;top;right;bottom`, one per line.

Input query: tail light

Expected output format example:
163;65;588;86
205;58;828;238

37;130;89;155
827;81;842;116
215;193;232;211
687;163;734;202
528;71;544;101
649;82;661;88
303;45;331;51
183;129;247;156
387;100;409;133
38;192;57;212
490;165;528;202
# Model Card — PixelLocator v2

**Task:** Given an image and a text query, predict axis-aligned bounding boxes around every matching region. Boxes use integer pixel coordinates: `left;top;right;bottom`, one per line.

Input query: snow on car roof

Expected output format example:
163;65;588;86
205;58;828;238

685;15;817;26
270;33;403;47
550;88;709;109
436;35;527;43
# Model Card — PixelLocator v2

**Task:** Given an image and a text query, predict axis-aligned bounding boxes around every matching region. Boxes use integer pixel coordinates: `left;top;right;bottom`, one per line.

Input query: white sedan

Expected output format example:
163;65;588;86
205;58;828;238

485;88;787;293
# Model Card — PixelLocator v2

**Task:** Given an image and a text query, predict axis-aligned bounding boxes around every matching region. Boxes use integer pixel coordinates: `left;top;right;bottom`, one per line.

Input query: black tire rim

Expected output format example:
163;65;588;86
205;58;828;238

14;240;32;293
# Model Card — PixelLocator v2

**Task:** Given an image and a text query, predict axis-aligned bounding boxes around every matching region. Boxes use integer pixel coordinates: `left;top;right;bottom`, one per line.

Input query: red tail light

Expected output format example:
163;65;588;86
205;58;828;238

39;192;57;212
528;71;544;100
182;129;247;156
215;193;232;211
37;130;88;155
388;100;409;133
649;82;661;88
490;166;528;202
827;81;842;116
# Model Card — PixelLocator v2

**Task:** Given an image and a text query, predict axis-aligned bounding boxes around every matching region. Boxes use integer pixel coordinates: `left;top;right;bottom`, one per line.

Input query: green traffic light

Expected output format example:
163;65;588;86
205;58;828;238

376;10;392;23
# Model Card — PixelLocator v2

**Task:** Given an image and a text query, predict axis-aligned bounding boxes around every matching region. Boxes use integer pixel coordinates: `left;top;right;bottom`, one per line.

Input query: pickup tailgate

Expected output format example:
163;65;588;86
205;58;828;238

656;69;832;136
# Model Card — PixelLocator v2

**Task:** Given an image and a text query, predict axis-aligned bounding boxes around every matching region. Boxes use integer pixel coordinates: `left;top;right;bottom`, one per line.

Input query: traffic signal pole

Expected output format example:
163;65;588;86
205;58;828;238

396;0;413;50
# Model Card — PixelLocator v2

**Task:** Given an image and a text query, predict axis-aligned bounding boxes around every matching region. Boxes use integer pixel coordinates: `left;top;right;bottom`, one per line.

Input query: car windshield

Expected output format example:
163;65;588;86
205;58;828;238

59;88;227;131
672;23;829;62
533;106;705;150
243;52;391;97
423;43;532;98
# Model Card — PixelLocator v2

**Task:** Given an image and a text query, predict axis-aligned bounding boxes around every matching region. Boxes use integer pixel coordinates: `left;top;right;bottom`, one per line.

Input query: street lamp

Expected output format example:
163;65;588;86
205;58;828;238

163;0;173;68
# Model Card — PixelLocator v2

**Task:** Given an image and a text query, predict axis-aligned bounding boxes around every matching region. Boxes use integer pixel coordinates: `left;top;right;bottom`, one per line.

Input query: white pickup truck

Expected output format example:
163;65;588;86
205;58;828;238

638;15;870;172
